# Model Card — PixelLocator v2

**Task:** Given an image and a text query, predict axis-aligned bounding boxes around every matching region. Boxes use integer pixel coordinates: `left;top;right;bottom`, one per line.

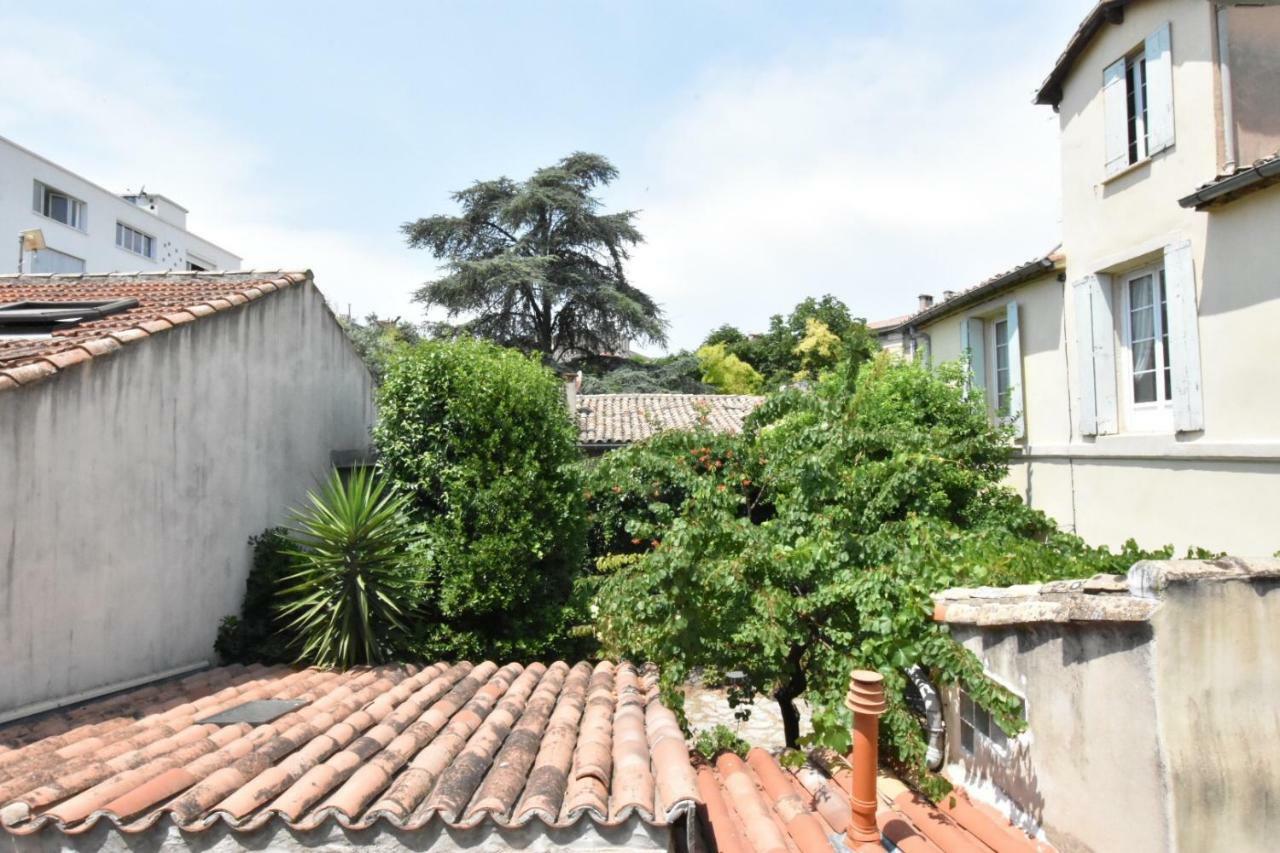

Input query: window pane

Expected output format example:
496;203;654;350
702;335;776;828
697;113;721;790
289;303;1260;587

116;223;123;245
1134;371;1157;403
974;704;991;737
961;721;974;754
48;194;68;223
989;723;1008;750
1164;367;1172;400
1132;339;1155;373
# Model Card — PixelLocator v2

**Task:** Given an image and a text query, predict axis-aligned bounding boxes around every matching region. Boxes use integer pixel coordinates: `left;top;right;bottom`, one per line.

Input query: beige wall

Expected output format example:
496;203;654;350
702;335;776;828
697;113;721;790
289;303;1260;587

0;283;374;717
906;0;1280;555
945;559;1280;853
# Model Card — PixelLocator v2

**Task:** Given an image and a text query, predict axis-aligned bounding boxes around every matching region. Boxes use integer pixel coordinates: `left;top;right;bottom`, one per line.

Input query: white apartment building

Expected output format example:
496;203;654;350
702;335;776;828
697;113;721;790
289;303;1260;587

0;133;240;274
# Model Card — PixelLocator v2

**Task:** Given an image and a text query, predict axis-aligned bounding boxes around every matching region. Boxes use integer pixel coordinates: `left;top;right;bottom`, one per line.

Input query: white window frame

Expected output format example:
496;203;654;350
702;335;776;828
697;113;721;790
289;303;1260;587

33;181;87;232
1119;262;1174;433
1124;48;1149;166
990;317;1011;419
116;222;156;260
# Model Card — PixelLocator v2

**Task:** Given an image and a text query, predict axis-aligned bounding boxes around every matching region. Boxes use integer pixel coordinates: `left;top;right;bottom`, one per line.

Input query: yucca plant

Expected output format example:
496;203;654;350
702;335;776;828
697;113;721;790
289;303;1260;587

277;467;422;667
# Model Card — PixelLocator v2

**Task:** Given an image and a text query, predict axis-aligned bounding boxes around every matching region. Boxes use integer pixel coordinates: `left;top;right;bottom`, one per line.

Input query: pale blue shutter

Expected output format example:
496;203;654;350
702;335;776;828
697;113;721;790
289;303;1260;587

1073;275;1118;436
1163;240;1203;432
1145;23;1175;155
1103;58;1129;176
961;318;986;400
1006;302;1025;439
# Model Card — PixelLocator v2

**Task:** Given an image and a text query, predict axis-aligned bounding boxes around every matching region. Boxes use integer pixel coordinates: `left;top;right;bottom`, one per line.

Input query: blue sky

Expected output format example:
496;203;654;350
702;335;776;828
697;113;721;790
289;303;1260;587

0;1;1093;351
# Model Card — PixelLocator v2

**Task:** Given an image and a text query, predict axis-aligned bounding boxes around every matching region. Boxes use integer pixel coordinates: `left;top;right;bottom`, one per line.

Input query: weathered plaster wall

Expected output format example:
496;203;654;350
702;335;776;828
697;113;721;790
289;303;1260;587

1149;566;1280;852
1225;4;1280;167
947;622;1168;853
946;559;1280;853
0;283;374;716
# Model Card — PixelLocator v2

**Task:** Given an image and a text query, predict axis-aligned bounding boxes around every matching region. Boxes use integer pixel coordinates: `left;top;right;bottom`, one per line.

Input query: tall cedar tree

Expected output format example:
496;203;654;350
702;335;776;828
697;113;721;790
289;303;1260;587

403;153;667;359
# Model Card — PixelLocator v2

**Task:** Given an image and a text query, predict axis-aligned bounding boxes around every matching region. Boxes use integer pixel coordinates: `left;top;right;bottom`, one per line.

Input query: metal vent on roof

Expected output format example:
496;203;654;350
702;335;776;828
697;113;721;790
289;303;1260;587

196;699;306;726
0;298;139;332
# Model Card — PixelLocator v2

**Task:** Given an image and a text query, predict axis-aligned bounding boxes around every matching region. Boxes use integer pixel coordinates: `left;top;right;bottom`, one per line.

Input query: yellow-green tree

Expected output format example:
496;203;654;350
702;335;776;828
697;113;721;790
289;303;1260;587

792;317;843;380
695;343;764;394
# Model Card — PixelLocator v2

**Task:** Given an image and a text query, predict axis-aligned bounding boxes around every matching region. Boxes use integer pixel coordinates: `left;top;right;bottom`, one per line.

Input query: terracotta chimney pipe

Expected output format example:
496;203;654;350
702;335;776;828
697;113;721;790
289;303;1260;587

845;669;887;844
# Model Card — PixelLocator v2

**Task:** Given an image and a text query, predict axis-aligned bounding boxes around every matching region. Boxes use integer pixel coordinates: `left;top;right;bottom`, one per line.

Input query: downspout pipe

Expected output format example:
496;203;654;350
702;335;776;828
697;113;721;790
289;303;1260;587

908;665;946;771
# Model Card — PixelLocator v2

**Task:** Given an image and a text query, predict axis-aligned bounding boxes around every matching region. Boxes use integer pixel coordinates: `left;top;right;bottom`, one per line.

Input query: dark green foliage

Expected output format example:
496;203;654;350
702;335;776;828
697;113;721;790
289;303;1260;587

578;353;714;394
404;153;666;359
591;353;1172;796
374;339;587;659
583;427;743;559
277;468;424;667
339;314;422;384
214;528;293;665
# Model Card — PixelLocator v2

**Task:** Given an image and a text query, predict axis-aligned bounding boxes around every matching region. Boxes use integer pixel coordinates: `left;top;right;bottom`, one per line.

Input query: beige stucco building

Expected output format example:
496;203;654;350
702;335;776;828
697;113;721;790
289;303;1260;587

878;0;1280;556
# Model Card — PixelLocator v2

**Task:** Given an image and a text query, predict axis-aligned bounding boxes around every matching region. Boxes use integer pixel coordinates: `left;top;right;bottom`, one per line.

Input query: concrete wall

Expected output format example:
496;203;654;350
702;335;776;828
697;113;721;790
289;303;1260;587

0;282;374;716
0;134;240;274
944;558;1280;853
946;621;1167;852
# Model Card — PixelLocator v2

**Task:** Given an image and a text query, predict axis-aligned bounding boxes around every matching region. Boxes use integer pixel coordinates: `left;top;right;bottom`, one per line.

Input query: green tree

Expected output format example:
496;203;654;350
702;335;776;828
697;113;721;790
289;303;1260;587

578;352;714;394
404;153;667;359
792;318;843;380
339;313;422;384
374;339;587;659
696;343;764;394
591;353;1164;792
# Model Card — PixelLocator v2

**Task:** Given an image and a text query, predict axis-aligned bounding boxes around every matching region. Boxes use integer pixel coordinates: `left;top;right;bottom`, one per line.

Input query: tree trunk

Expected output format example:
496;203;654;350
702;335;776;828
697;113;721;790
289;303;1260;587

773;647;807;749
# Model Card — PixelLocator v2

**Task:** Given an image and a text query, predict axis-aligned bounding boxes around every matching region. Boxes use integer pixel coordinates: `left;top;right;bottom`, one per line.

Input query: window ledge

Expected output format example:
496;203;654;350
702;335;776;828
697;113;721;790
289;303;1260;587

1101;144;1174;187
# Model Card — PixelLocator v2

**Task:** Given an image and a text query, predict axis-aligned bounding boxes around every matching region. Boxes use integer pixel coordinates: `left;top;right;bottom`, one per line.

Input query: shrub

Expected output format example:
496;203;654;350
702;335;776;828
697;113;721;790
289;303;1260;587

215;528;293;665
277;468;423;667
693;725;750;761
374;339;587;659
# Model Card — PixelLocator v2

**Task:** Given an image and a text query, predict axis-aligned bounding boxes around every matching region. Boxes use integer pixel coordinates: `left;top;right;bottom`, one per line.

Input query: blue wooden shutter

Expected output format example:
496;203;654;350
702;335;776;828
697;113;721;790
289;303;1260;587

1006;302;1025;439
1073;275;1118;436
1103;58;1129;176
1145;23;1175;155
1163;240;1203;432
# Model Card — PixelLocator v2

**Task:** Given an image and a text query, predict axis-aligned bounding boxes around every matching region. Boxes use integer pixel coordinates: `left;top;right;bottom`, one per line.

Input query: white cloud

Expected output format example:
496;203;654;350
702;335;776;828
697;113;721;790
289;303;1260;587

0;18;433;322
628;34;1064;352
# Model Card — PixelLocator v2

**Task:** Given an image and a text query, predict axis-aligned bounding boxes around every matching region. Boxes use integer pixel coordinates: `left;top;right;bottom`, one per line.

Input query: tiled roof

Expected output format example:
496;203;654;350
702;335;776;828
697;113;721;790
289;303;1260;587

0;271;311;392
1034;1;1129;107
577;393;765;446
0;661;699;845
865;314;911;332
698;747;1050;852
1178;149;1280;210
872;250;1063;334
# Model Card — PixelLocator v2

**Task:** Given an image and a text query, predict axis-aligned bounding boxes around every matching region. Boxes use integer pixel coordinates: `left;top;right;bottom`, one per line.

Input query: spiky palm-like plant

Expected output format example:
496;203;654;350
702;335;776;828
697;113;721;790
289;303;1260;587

277;468;421;667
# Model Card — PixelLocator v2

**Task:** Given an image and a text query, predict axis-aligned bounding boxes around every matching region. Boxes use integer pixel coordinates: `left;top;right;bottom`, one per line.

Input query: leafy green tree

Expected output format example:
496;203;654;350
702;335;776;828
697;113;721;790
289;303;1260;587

374;338;587;659
340;313;422;384
704;324;747;348
591;353;1166;793
277;468;423;667
696;343;764;394
792;318;843;380
404;153;667;359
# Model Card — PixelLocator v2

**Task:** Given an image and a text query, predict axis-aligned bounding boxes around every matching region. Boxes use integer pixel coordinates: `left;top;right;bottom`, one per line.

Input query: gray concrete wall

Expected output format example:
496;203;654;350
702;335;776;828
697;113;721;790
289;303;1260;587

1148;563;1280;852
947;622;1170;853
0;282;374;715
945;559;1280;852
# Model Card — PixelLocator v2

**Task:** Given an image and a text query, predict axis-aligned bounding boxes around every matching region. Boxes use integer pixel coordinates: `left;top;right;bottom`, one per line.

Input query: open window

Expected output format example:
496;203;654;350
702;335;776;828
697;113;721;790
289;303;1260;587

961;303;1024;438
33;181;86;231
1103;23;1174;177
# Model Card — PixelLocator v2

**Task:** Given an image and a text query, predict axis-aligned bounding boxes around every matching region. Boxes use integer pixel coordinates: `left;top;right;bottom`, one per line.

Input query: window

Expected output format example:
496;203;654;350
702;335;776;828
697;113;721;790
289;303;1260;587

1122;265;1174;431
32;181;86;231
993;318;1011;417
28;247;86;275
116;222;155;259
958;687;1023;756
1103;23;1174;177
0;298;138;335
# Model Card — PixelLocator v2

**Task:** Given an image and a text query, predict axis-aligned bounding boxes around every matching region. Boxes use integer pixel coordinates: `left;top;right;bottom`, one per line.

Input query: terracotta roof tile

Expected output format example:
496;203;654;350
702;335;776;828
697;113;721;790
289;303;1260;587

0;271;312;393
699;748;1050;853
577;393;765;446
0;661;700;844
